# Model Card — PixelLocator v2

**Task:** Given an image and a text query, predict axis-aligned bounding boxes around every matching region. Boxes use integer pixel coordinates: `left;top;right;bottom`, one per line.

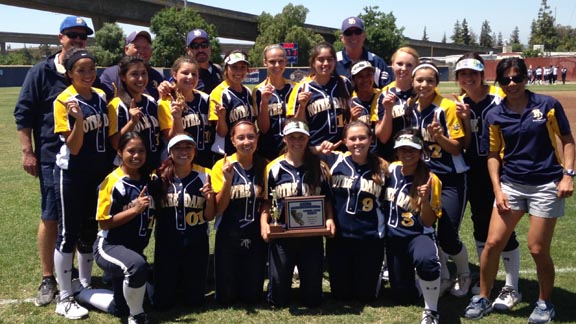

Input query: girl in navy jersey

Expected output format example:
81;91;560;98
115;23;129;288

253;45;295;160
109;56;171;170
52;48;115;319
384;128;442;324
159;56;214;168
287;42;350;147
152;134;216;310
320;121;388;301
211;121;268;304
93;132;154;324
261;119;336;307
453;53;521;308
411;61;471;297
209;50;256;156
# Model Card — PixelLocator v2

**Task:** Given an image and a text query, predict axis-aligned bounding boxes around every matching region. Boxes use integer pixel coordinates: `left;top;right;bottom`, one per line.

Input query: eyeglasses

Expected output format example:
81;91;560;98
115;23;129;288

189;42;209;50
64;32;88;40
498;75;525;86
343;29;363;37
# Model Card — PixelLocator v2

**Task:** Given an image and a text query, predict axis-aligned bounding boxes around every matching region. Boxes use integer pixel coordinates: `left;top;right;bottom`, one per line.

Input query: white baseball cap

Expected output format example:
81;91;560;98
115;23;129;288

455;58;484;72
351;60;374;76
283;120;310;136
394;133;423;150
167;134;196;151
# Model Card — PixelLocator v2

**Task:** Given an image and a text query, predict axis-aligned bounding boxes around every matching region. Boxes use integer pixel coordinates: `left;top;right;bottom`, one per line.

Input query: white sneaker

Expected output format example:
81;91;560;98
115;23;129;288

450;273;472;297
439;278;453;297
55;295;89;320
492;285;522;311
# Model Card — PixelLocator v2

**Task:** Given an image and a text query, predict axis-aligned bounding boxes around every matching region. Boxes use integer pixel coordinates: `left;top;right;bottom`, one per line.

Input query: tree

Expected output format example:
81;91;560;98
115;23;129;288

529;0;557;51
150;7;222;67
479;20;494;47
358;6;404;62
250;4;323;67
441;33;447;43
496;32;504;47
450;20;462;44
422;27;429;41
460;19;472;45
92;22;124;67
510;27;521;44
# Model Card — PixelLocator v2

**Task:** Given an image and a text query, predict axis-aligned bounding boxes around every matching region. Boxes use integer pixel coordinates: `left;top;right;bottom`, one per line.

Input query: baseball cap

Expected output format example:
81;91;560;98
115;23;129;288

224;51;250;66
60;16;94;35
455;58;484;72
341;16;364;32
167;134;196;151
187;29;209;46
394;133;423;150
125;31;152;45
351;60;374;76
283;120;310;137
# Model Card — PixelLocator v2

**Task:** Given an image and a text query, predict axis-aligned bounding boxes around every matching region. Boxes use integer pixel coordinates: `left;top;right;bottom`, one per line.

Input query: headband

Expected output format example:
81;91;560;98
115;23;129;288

65;50;95;71
412;63;439;77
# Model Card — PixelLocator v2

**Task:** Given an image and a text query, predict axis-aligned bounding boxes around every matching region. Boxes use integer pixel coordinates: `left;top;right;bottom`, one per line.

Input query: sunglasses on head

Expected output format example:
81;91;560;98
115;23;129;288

498;75;525;86
189;42;209;50
343;29;363;36
64;32;88;40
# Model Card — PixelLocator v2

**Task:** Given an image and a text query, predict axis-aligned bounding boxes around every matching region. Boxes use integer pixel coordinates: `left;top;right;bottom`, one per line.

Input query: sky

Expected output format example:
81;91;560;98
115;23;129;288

1;0;575;48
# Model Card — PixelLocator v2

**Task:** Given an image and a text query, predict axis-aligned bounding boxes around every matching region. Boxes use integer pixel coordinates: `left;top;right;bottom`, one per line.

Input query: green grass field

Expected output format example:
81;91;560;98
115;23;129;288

1;85;576;323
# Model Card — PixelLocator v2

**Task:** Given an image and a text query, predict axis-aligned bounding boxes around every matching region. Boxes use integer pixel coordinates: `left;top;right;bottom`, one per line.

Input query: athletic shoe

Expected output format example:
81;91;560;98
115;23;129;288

34;276;58;306
528;300;556;324
451;273;472;297
471;280;481;295
464;295;493;319
420;309;439;324
439;278;453;297
55;295;89;320
128;312;150;324
492;285;522;311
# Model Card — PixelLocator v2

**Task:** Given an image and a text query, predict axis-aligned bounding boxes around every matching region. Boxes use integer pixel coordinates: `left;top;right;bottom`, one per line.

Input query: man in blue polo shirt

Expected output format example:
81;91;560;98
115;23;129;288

336;16;394;88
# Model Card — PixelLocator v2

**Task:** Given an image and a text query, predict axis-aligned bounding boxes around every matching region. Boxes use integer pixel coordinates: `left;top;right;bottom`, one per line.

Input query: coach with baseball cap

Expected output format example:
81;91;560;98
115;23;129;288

185;28;223;94
100;30;164;100
336;16;393;88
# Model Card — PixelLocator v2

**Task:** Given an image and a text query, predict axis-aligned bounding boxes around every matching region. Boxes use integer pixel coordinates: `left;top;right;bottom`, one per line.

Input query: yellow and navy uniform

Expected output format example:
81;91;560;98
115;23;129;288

264;154;331;307
209;80;256;155
287;75;351;146
152;164;212;309
211;153;267;304
383;161;442;303
109;94;171;170
351;88;381;154
159;90;214;167
377;82;418;160
252;79;294;160
482;90;572;185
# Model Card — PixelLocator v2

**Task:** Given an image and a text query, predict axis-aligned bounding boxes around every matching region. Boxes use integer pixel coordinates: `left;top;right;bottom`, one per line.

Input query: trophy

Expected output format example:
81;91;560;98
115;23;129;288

269;189;283;233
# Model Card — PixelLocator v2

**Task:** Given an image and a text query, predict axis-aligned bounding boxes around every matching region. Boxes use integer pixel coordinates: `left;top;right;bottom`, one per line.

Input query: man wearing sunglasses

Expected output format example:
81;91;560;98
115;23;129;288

336;16;393;88
100;30;164;100
185;29;223;94
14;16;93;310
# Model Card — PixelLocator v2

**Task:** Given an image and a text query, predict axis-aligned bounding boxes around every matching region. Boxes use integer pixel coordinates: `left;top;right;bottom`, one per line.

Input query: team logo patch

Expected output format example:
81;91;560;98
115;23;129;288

532;109;544;121
452;123;461;131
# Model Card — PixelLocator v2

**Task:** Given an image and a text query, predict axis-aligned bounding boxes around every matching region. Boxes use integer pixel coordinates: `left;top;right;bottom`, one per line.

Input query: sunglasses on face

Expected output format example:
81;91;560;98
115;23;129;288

498;75;525;86
343;29;363;37
64;32;88;40
189;42;209;50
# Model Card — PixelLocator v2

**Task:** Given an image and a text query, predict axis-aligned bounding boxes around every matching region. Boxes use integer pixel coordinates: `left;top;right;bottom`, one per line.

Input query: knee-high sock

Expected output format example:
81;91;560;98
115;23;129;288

76;288;115;313
419;277;440;312
502;248;520;290
77;252;93;288
123;280;145;316
438;249;450;280
450;245;470;275
54;249;74;299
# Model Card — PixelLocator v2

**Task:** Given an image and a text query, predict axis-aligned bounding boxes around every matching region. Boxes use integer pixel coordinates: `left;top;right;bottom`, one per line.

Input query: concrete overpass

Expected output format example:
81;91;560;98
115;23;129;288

0;32;96;55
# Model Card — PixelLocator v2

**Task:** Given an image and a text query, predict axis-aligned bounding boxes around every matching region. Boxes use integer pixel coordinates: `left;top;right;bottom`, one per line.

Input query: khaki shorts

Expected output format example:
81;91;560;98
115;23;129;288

499;181;565;218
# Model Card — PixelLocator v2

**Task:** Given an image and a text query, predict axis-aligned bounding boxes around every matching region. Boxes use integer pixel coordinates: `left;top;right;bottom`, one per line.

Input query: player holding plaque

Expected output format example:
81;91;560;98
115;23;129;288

260;119;335;307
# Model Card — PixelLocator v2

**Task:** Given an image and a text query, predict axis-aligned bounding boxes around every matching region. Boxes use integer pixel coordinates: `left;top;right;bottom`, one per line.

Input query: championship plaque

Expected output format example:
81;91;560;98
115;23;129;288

268;195;330;239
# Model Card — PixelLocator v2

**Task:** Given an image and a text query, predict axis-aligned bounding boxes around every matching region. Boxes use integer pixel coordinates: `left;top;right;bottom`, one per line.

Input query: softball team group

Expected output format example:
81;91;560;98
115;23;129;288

16;16;574;324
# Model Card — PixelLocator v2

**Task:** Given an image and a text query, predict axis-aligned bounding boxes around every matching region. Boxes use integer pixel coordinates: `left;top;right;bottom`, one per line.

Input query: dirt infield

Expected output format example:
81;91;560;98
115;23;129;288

547;91;576;131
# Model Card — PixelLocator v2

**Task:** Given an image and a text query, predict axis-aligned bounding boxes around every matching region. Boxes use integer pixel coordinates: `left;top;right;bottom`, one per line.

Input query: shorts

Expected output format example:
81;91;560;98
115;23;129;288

39;162;58;221
500;181;565;218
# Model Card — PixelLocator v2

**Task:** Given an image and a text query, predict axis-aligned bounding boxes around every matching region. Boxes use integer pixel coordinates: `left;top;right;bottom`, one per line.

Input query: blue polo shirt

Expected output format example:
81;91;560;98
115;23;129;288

336;48;394;88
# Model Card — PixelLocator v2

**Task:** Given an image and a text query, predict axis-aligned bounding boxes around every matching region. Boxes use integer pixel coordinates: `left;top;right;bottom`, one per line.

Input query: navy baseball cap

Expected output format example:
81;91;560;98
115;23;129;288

341;17;364;32
60;16;94;35
125;31;152;45
187;29;209;46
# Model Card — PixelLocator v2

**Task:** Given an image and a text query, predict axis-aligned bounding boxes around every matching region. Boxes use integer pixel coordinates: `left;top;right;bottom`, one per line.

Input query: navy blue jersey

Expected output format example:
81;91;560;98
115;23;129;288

253;80;294;158
212;153;264;237
197;62;223;94
483;91;572;185
350;88;381;154
96;167;155;253
100;64;164;101
54;85;114;173
384;162;442;238
155;165;211;239
287;76;351;146
336;48;394;88
324;152;385;239
264;155;331;226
